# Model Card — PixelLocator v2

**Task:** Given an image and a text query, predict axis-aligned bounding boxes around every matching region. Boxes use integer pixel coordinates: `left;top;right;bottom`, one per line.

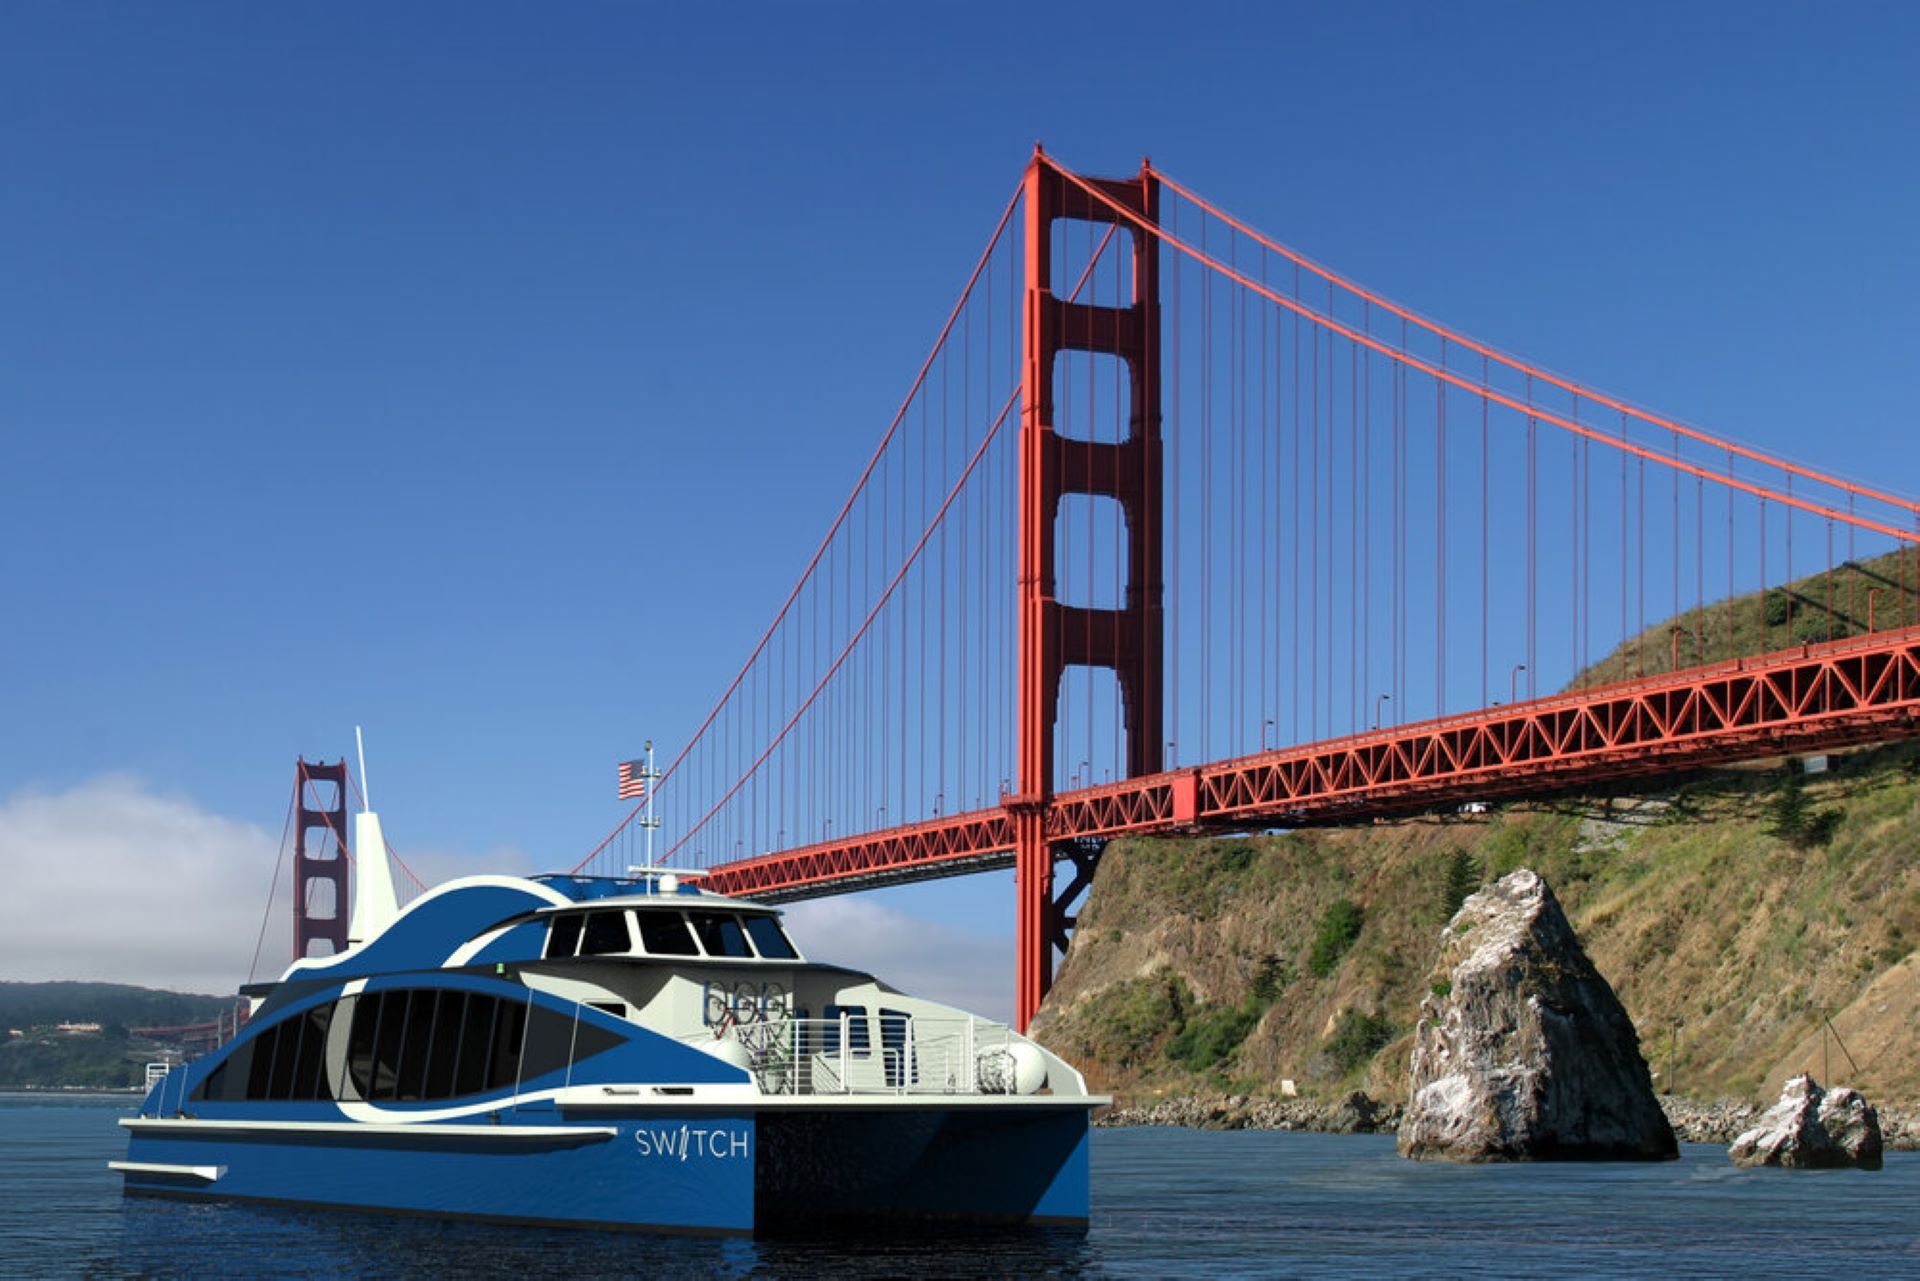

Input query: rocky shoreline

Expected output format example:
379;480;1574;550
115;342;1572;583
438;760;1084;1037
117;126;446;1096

1094;1092;1920;1150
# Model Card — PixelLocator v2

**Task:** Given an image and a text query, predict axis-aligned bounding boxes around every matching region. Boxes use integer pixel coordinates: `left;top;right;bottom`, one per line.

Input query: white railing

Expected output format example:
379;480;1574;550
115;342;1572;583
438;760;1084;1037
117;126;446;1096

694;1015;1021;1097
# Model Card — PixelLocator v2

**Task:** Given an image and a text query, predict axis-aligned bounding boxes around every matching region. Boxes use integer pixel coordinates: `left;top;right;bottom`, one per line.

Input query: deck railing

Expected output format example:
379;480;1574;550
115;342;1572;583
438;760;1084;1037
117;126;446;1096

698;1015;1021;1096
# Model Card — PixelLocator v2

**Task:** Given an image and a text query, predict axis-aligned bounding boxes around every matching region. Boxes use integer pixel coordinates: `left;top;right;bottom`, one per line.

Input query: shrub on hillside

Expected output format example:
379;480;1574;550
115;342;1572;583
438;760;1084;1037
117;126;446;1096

1324;1009;1394;1075
1165;999;1264;1072
1308;899;1364;977
1093;974;1192;1066
1251;953;1289;1002
1765;771;1842;850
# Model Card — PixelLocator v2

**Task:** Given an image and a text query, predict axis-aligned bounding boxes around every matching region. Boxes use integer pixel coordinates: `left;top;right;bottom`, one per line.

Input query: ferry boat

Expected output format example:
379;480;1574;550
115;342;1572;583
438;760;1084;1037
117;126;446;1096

112;798;1103;1234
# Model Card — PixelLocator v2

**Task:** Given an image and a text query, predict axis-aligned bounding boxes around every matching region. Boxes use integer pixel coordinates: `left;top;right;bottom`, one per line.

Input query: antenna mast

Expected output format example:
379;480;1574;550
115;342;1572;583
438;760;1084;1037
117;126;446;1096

640;739;661;866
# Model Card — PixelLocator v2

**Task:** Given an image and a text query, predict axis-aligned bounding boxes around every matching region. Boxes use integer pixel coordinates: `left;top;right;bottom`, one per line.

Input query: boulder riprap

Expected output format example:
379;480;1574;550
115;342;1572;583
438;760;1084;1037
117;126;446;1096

1729;1075;1883;1170
1398;868;1677;1162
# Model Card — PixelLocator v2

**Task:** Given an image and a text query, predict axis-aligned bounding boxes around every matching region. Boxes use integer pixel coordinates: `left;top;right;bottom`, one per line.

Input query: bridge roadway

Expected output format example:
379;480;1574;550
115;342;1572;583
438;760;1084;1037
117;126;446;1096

703;625;1920;903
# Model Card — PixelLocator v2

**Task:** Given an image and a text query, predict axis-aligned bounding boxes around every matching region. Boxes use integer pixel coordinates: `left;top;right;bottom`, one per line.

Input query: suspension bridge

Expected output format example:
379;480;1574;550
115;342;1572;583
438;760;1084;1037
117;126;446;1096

300;150;1920;1031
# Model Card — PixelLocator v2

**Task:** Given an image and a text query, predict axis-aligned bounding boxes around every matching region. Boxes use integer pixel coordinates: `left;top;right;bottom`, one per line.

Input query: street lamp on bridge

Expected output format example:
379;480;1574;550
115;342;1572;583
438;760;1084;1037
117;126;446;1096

1373;693;1391;730
1510;663;1527;705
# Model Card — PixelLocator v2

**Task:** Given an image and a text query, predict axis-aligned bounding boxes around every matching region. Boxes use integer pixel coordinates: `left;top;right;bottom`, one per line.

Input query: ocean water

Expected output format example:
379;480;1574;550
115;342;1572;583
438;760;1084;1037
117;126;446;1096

6;1092;1916;1277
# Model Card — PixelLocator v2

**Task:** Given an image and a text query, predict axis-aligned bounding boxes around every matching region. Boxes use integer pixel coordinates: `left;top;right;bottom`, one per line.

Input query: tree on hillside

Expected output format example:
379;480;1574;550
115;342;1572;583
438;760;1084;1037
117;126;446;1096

1440;850;1481;921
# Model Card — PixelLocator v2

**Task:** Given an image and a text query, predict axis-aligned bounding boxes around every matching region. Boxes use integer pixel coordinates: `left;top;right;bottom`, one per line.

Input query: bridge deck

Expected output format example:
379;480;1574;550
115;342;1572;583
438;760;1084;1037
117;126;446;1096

704;626;1920;901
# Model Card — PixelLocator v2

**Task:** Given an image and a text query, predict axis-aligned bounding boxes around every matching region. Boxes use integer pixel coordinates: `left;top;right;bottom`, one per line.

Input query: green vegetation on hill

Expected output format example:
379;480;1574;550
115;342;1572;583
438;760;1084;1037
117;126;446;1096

1572;547;1920;689
0;982;236;1089
0;981;233;1032
1035;543;1920;1107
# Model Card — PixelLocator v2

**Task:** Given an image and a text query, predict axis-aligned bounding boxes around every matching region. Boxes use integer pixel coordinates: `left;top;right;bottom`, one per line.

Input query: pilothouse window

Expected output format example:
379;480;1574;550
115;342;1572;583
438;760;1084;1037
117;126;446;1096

688;911;752;958
544;913;585;959
635;912;698;956
580;910;633;956
743;914;799;960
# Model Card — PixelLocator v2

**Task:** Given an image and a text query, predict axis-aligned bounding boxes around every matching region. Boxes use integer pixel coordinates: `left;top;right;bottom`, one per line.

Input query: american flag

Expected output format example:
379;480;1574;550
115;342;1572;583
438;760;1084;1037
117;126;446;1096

617;760;648;801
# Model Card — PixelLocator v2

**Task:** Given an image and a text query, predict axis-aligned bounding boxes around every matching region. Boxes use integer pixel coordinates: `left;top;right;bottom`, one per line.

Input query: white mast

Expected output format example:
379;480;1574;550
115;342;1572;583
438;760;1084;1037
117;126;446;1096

346;726;400;945
640;739;661;867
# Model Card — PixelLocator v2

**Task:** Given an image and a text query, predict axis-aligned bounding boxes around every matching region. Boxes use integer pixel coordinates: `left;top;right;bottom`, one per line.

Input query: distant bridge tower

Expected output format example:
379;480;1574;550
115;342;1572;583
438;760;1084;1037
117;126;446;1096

1014;153;1165;1029
293;758;350;958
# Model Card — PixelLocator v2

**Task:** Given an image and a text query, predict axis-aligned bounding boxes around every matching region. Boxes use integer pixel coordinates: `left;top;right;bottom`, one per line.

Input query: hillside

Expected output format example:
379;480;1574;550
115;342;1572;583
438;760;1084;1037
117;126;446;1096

1032;544;1920;1109
0;982;237;1089
1031;741;1920;1107
1570;546;1918;688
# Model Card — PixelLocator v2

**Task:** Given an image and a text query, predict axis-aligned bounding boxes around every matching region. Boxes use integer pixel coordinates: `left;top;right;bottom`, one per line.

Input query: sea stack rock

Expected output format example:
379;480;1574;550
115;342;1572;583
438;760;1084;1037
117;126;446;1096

1729;1075;1883;1170
1398;868;1677;1162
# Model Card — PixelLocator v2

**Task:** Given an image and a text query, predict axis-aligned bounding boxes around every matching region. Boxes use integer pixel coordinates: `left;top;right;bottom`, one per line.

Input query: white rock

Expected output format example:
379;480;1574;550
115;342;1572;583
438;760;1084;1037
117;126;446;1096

1398;869;1677;1162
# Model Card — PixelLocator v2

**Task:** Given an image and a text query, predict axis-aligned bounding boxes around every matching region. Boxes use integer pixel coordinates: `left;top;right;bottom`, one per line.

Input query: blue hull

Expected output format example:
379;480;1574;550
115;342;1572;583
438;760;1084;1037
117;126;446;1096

119;1105;1089;1235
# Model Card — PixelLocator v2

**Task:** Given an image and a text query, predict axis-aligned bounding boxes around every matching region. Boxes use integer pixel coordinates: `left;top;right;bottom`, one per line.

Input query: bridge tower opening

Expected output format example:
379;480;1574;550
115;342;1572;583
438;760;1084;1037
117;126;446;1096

294;758;351;959
1015;153;1164;1030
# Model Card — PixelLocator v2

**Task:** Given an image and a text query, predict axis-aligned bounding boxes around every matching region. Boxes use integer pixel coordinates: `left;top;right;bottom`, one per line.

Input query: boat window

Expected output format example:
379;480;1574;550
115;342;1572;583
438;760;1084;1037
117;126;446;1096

398;990;458;1102
486;1000;527;1091
369;991;411;1101
518;1003;623;1083
580;910;634;956
544;913;585;959
743;915;799;960
688;911;753;959
345;994;379;1098
588;1001;627;1020
879;1008;913;1088
246;1018;279;1100
422;991;466;1099
199;1000;338;1103
635;911;699;956
453;994;499;1097
245;988;630;1105
267;1003;331;1101
823;1003;871;1057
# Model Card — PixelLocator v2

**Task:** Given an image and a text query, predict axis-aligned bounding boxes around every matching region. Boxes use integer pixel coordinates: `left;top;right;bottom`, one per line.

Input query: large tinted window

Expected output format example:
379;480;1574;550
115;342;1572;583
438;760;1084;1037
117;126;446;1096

453;995;498;1097
635;912;698;956
422;991;466;1099
743;915;798;960
519;1004;622;1082
581;911;632;956
353;989;534;1100
689;912;752;958
207;988;625;1105
198;1001;334;1103
369;991;410;1100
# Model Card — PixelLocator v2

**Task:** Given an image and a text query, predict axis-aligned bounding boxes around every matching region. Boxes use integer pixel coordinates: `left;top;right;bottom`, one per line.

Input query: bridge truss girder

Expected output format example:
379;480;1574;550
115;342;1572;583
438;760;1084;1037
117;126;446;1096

707;627;1920;928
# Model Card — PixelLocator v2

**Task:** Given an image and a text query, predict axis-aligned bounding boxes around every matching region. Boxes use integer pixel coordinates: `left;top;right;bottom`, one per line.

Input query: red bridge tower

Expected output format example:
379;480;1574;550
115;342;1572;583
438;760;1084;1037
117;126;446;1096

1015;154;1165;1029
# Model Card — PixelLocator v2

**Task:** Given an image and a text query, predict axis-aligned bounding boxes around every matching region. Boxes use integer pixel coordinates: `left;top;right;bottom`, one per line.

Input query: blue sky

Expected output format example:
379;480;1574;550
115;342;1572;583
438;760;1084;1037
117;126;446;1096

3;5;1915;1011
